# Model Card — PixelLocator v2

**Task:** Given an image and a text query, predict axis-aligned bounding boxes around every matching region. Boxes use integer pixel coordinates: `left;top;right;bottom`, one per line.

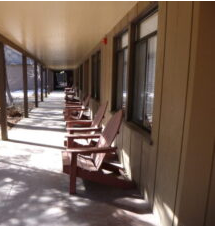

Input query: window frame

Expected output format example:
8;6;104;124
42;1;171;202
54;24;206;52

128;6;158;133
83;59;89;97
76;68;80;97
112;29;129;113
79;64;83;91
91;50;101;101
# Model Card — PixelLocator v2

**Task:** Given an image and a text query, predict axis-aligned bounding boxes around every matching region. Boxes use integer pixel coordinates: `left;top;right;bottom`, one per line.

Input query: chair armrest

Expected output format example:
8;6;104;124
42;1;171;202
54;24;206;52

65;90;75;92
66;133;101;140
66;120;92;127
65;92;75;96
65;102;82;106
64;107;88;113
68;107;88;112
67;127;102;133
66;146;117;154
65;105;83;109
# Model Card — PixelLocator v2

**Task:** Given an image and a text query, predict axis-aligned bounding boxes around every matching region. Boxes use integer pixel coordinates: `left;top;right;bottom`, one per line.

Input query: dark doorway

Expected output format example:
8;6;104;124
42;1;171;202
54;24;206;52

53;70;73;90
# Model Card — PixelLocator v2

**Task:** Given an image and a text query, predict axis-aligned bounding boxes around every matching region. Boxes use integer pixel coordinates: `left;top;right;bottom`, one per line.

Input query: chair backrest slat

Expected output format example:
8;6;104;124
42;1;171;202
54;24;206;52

83;94;90;108
78;94;91;119
91;102;108;127
92;110;123;170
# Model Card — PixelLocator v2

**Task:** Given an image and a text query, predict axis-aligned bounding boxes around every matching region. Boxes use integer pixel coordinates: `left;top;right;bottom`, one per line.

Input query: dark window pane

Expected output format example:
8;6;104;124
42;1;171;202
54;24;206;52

114;31;128;112
132;41;147;125
92;55;97;98
131;11;158;131
80;66;83;90
116;51;124;110
96;52;100;100
122;48;128;109
91;51;100;100
143;35;157;130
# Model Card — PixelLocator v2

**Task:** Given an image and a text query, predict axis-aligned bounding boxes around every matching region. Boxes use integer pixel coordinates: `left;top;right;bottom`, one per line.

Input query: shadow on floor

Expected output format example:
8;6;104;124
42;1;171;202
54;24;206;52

8;139;65;150
0;157;156;226
9;123;66;133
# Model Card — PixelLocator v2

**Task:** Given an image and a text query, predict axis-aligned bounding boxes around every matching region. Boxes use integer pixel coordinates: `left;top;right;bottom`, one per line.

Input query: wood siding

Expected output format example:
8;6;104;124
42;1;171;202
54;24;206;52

77;2;214;226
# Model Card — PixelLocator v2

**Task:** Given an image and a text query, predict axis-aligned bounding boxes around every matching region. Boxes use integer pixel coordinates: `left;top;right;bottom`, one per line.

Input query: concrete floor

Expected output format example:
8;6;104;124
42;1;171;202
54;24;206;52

0;91;159;226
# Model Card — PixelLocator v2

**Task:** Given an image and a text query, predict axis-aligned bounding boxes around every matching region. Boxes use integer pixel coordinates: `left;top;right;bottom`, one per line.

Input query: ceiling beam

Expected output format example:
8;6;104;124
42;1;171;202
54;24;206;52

0;33;45;67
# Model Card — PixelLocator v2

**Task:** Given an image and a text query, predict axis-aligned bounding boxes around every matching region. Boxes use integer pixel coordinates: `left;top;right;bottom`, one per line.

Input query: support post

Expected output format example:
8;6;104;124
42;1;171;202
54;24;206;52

40;65;43;102
22;55;28;118
0;42;8;140
34;61;38;107
47;69;50;94
45;68;48;97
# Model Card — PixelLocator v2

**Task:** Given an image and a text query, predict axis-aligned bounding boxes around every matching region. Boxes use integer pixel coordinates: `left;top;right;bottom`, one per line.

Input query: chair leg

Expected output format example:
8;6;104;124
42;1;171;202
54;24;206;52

70;153;77;194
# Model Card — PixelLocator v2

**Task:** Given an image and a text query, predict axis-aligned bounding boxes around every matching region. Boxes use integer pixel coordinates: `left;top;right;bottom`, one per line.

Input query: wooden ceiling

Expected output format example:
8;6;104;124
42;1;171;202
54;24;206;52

0;1;137;69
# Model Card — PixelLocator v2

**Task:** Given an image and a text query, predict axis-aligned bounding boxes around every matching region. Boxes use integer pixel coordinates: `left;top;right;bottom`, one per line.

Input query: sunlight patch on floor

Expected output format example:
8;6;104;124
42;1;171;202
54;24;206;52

0;91;159;226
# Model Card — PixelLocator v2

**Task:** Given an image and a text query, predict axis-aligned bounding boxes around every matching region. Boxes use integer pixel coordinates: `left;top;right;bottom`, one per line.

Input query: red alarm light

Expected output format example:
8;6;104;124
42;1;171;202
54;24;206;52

102;37;107;45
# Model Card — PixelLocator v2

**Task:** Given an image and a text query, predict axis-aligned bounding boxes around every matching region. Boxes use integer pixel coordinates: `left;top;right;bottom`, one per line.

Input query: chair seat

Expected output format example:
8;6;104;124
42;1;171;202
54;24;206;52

62;151;97;172
66;114;89;120
64;137;95;148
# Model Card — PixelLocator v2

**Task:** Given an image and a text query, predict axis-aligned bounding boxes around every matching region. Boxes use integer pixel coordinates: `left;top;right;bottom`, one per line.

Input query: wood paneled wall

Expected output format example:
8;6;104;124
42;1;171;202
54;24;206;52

78;2;215;226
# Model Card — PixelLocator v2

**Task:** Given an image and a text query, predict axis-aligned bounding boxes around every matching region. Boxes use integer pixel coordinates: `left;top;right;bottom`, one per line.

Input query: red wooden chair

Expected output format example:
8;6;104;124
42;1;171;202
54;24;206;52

64;84;75;93
64;102;108;148
65;94;90;108
66;101;108;130
65;90;84;106
65;87;79;103
62;110;135;194
64;95;90;121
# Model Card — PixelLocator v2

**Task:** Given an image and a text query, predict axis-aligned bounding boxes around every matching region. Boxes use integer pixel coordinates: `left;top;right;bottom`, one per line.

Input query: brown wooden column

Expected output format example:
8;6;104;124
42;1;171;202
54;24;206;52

45;68;48;97
22;55;28;118
34;61;38;107
0;42;8;140
40;65;43;102
47;69;50;95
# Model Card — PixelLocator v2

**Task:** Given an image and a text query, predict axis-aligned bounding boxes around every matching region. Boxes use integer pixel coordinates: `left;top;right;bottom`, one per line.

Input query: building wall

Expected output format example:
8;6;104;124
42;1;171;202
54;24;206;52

5;65;35;91
173;2;215;226
78;2;214;226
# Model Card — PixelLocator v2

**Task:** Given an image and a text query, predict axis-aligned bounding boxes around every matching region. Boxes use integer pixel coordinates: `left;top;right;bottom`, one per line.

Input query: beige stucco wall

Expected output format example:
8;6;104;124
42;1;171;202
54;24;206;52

78;2;214;226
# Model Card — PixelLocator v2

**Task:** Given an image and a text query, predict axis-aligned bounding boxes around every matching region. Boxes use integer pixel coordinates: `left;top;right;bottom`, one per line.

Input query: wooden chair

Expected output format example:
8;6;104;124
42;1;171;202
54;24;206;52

65;94;90;107
62;110;135;194
64;95;90;121
66;101;108;130
65;87;79;103
64;102;108;148
64;84;75;93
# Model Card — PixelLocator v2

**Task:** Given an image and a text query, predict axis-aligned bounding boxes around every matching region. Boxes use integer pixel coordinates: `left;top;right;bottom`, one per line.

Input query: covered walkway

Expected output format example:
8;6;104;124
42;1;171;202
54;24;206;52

0;2;214;226
0;91;158;226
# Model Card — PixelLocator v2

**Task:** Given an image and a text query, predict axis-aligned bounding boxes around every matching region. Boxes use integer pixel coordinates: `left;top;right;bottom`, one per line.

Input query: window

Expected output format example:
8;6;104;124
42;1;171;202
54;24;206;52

91;51;101;100
79;65;83;91
84;60;89;96
75;68;79;96
131;11;158;132
113;31;128;111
